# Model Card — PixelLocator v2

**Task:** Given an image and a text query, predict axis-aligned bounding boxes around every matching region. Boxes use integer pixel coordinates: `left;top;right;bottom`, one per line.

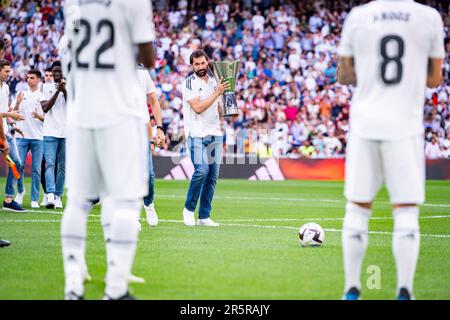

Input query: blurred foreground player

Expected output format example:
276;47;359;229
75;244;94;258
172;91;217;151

337;0;444;300
0;101;11;248
61;0;156;300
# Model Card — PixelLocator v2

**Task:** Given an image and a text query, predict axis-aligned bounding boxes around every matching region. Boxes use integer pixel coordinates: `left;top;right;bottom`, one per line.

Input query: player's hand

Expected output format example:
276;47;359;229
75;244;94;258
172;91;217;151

0;138;10;156
7;110;25;121
57;80;66;92
31;109;43;121
215;78;231;96
13;126;24;138
16;91;25;105
156;129;165;148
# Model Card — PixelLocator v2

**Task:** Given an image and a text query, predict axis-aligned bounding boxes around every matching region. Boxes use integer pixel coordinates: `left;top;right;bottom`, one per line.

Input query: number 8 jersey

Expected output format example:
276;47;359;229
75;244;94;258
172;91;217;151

64;0;156;128
338;0;445;140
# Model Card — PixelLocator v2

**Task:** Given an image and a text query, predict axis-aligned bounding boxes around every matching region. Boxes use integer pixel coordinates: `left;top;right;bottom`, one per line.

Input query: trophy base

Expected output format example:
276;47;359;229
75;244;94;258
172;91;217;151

223;92;239;117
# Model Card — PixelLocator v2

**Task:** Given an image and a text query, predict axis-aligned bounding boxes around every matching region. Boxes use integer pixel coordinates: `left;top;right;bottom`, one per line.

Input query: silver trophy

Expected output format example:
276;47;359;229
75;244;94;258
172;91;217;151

209;60;240;116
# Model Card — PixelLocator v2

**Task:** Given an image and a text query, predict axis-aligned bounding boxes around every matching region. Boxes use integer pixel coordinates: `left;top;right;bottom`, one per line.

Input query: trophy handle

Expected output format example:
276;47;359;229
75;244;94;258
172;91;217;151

208;62;216;77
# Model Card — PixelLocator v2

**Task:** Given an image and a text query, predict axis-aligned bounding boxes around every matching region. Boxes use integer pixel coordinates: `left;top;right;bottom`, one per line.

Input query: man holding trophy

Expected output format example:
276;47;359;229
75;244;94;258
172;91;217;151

181;49;239;227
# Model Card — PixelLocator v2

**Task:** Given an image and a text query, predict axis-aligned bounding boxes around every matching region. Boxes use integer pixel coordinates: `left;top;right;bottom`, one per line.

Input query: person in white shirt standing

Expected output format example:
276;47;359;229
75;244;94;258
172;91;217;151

0;59;26;212
14;69;44;209
136;64;165;227
337;0;444;300
62;0;156;300
40;61;67;209
181;50;230;227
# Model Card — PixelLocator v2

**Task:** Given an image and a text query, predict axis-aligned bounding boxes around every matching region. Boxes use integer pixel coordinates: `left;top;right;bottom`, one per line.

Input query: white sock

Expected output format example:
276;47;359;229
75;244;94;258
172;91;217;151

61;198;91;296
392;206;420;294
104;199;141;299
342;202;371;292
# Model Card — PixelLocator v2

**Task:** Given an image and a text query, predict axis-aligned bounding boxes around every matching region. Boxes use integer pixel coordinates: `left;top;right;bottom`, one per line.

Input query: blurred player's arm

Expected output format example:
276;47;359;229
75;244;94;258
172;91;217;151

427;59;444;88
337;57;356;86
337;9;356;86
138;43;156;69
427;10;445;88
128;0;157;68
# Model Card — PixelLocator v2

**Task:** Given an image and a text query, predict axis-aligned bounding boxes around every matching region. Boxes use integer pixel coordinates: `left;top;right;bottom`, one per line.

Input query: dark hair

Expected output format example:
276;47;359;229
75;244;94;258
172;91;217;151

45;67;52;73
0;39;4;51
51;60;62;69
27;69;42;78
189;49;209;65
0;59;11;70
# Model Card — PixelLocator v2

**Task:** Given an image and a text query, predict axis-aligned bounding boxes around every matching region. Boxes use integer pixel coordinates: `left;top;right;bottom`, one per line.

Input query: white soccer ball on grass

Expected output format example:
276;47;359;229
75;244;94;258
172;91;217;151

298;223;325;247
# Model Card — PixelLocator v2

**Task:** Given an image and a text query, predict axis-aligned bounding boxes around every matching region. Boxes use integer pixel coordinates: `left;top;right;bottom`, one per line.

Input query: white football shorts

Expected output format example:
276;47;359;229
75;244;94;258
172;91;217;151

344;134;425;204
66;117;149;201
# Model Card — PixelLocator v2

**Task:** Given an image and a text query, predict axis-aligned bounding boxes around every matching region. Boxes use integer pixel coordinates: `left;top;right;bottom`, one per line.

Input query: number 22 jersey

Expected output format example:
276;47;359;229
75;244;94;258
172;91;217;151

337;0;445;140
64;0;156;128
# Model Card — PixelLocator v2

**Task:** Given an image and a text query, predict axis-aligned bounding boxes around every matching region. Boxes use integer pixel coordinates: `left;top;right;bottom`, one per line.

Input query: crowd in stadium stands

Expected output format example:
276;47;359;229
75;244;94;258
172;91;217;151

0;0;449;159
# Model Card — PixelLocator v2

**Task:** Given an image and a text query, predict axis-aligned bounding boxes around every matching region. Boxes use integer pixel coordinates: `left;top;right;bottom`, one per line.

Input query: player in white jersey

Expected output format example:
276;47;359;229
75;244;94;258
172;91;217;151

62;0;156;300
337;0;445;300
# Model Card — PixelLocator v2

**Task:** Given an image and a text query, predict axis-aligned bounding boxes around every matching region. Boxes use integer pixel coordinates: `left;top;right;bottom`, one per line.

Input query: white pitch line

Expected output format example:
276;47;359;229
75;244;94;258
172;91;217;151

2;217;449;239
219;215;450;222
3;210;450;222
217;223;450;239
155;194;450;208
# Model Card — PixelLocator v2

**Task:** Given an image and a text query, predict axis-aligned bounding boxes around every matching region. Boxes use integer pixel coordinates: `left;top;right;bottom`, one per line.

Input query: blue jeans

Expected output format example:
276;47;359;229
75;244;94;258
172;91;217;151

16;138;43;202
4;135;23;198
143;142;155;206
43;136;66;197
184;135;222;219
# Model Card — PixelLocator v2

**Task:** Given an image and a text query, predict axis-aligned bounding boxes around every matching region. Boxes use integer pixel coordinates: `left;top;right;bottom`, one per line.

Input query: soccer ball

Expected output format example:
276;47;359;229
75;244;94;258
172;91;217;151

298;223;325;247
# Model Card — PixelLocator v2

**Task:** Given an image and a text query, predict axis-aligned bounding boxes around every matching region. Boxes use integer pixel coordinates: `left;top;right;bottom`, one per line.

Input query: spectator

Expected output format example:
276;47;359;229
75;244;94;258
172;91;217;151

12;69;44;208
425;137;442;159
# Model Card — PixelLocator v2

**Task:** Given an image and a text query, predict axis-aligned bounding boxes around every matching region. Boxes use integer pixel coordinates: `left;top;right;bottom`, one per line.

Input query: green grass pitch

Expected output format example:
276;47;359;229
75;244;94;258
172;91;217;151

0;178;449;300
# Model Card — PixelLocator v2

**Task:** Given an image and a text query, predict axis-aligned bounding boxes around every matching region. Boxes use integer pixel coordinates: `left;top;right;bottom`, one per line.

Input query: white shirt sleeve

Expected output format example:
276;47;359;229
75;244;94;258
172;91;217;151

429;9;445;59
126;0;156;44
337;9;357;57
183;79;201;102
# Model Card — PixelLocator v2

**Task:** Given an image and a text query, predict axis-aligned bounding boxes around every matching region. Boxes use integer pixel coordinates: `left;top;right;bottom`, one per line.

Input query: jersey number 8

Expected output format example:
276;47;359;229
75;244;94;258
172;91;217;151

380;35;405;85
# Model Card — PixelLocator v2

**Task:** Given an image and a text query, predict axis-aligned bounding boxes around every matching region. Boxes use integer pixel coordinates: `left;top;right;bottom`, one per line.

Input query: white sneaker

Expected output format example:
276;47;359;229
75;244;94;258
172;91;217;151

197;218;219;227
40;193;48;206
31;201;40;208
55;196;63;209
15;190;25;205
145;203;158;227
46;193;55;209
128;274;145;284
183;208;196;226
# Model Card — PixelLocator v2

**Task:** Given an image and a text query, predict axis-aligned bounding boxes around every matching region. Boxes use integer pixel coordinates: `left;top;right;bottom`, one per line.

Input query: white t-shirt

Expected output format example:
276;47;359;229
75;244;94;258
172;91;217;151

15;88;44;140
338;0;445;140
181;74;222;138
425;141;441;159
136;67;156;123
0;82;9;135
64;0;156;129
41;82;67;138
